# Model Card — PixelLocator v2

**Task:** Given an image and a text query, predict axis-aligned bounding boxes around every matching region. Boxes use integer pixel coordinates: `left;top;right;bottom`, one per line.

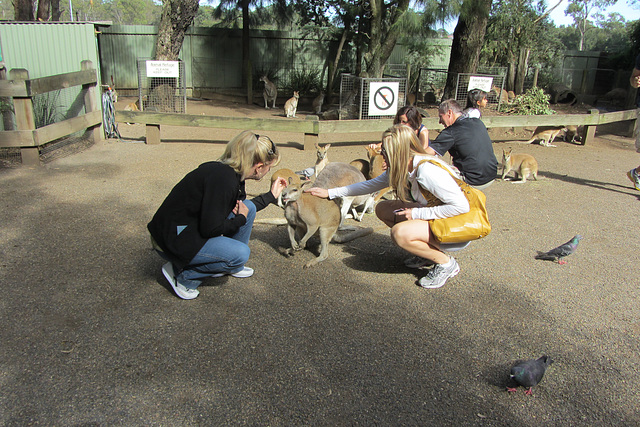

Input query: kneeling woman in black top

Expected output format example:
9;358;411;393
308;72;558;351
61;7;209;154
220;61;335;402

148;130;287;300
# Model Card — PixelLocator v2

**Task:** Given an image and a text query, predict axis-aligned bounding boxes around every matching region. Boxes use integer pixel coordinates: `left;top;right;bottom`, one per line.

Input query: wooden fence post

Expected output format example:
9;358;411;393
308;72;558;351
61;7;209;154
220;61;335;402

81;60;102;144
581;109;599;146
10;68;39;166
304;115;319;150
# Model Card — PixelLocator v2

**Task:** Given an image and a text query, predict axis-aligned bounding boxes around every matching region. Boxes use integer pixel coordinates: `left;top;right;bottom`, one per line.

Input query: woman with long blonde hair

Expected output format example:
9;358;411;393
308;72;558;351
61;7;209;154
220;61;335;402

307;124;470;288
148;130;287;299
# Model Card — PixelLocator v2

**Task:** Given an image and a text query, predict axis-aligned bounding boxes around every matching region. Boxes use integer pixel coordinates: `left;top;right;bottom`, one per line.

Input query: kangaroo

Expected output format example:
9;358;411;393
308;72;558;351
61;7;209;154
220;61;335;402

564;125;582;144
314;143;330;178
260;75;277;109
314;162;375;223
491;85;509;104
366;145;392;202
501;148;538;183
349;158;370;179
312;91;325;114
123;98;140;125
254;169;302;225
526;126;565;147
282;180;372;268
282;180;341;268
284;91;299;118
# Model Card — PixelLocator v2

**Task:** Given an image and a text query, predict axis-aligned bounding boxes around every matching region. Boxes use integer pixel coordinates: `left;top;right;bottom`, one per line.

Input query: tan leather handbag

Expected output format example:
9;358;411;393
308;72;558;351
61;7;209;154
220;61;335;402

417;160;491;243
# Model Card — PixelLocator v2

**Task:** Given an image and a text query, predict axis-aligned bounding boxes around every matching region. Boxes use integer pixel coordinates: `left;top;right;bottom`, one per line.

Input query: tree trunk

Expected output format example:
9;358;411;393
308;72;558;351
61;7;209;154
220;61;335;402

515;48;529;94
51;0;61;21
327;27;349;102
442;0;492;100
14;0;34;20
363;0;410;78
242;0;252;104
155;0;199;61
37;0;50;21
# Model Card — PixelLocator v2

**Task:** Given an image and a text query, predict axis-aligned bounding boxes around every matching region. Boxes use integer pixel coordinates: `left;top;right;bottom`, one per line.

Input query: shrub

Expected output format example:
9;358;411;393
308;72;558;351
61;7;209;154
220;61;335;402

499;86;555;115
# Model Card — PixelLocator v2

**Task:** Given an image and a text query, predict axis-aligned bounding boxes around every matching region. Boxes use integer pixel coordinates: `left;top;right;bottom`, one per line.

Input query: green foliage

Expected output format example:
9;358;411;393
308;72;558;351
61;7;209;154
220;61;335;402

499;86;556;115
285;66;322;95
33;91;63;128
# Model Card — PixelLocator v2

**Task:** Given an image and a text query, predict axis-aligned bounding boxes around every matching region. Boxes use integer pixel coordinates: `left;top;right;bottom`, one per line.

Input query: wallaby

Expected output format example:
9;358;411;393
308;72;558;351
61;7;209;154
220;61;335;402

526;126;565;147
260;75;277;109
281;179;373;268
491;85;509;104
564;125;582;144
284;91;299;118
501;148;538;183
123;98;140;125
254;169;302;225
312;91;325;114
314;162;375;223
366;145;392;202
314;143;330;178
349;158;370;178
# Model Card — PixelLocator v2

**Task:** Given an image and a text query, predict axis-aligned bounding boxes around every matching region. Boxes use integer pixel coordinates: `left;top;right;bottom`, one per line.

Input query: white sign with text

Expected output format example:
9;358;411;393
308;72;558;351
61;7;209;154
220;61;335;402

146;61;180;78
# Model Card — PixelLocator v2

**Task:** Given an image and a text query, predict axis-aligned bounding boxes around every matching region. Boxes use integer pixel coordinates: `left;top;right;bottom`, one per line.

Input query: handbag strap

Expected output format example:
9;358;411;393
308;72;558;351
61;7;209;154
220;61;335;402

414;159;471;206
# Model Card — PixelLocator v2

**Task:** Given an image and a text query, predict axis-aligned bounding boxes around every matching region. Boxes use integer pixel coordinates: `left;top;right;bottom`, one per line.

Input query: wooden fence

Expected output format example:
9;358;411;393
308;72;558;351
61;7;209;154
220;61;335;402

0;61;102;166
116;108;640;150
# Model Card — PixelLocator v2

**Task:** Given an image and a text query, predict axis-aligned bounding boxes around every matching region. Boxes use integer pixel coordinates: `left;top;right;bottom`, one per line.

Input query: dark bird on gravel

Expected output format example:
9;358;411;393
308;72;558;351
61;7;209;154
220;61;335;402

535;235;582;264
507;355;553;395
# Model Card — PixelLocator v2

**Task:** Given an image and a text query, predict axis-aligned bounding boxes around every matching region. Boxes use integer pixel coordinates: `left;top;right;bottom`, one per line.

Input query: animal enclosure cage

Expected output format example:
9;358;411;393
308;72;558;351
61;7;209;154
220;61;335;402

339;74;407;120
455;73;507;110
136;59;187;114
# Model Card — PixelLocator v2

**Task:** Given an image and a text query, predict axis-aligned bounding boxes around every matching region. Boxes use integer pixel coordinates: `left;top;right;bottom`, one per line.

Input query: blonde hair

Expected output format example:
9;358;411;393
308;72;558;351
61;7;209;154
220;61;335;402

381;124;427;202
218;130;281;178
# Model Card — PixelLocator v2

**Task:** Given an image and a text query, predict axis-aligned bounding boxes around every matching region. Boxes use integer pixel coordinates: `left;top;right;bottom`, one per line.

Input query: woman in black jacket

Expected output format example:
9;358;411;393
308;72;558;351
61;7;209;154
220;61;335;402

148;131;287;299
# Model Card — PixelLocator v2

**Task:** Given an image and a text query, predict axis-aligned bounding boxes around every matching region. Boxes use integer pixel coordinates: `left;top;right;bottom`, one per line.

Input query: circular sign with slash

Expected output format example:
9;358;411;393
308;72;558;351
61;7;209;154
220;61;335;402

373;86;395;111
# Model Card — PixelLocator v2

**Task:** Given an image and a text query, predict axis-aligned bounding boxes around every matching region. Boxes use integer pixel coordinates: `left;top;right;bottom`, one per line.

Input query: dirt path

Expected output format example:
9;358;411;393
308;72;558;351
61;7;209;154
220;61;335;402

1;99;639;424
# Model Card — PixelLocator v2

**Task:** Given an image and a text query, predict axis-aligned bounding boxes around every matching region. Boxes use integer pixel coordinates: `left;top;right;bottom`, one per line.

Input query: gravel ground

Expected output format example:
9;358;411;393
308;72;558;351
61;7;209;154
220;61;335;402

1;99;639;425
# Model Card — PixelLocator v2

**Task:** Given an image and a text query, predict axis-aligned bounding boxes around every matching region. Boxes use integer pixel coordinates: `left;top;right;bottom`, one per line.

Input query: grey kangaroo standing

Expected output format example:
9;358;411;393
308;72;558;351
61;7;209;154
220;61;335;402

260;75;277;109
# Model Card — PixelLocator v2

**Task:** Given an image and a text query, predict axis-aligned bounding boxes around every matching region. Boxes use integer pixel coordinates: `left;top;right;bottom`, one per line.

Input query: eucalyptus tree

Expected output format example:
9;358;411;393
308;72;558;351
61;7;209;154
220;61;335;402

481;0;562;94
155;0;199;60
565;0;617;51
441;0;492;99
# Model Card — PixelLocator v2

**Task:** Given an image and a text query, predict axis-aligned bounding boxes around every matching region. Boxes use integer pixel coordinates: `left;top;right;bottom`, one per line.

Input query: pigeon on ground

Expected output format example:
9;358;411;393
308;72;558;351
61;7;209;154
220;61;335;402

295;166;315;180
507;355;553;395
535;234;582;264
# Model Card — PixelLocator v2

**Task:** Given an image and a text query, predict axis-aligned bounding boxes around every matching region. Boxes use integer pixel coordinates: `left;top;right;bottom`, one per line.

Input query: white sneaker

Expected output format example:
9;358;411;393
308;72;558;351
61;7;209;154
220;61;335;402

162;262;199;300
418;257;460;289
211;266;254;278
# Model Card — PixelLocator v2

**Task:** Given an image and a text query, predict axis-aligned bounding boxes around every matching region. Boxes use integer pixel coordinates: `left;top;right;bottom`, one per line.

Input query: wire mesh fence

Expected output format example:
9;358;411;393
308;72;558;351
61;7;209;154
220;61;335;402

1;85;93;166
455;73;508;110
339;74;407;120
136;59;187;114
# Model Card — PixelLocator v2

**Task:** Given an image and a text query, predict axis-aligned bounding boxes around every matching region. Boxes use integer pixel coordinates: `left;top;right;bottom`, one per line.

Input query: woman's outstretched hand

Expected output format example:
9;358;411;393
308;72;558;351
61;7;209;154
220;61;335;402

304;187;329;199
270;177;288;198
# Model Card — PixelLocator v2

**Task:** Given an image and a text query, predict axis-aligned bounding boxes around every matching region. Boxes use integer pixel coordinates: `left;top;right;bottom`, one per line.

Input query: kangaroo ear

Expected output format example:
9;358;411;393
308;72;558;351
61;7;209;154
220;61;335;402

300;181;313;189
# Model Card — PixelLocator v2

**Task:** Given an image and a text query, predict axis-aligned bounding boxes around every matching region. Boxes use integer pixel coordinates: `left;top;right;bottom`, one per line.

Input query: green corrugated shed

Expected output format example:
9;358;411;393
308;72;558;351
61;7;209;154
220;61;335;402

0;21;102;116
0;21;100;79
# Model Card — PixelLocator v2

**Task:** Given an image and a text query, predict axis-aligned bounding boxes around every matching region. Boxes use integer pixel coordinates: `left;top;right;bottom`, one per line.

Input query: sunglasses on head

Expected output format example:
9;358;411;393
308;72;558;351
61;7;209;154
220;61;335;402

255;134;276;155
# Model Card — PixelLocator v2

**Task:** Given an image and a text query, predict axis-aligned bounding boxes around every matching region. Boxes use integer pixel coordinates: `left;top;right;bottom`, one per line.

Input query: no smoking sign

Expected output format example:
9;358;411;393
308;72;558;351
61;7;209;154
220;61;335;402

368;82;399;116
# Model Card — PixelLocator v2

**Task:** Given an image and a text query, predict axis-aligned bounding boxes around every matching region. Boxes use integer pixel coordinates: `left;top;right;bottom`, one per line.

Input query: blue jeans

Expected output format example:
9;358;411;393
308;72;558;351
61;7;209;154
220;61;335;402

176;200;256;290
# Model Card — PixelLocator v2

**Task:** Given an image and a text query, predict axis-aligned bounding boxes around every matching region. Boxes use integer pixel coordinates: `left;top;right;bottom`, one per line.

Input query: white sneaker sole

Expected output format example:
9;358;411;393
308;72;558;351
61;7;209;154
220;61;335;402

211;267;254;278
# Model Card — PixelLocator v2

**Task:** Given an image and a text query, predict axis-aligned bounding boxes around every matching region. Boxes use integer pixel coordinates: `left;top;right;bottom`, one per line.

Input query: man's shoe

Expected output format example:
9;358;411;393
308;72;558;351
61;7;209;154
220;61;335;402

404;255;436;269
627;168;640;191
418;257;460;289
162;262;199;300
211;266;254;278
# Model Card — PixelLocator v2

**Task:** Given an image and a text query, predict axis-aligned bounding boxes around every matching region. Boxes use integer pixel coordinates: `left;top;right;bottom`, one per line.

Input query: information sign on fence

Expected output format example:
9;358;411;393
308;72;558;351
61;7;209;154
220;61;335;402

145;61;180;78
